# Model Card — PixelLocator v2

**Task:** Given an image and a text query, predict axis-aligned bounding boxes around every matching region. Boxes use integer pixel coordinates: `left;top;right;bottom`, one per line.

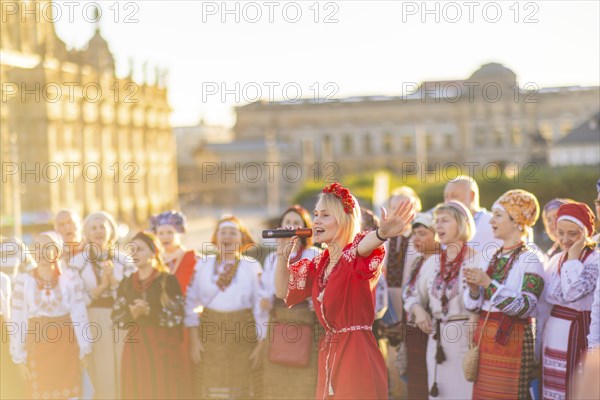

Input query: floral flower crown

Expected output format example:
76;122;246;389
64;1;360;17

323;183;355;214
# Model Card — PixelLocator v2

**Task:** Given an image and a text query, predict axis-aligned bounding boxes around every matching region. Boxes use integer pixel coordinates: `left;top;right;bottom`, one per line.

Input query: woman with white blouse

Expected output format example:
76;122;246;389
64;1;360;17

403;200;483;399
69;211;136;399
542;202;599;399
185;215;266;399
10;232;91;399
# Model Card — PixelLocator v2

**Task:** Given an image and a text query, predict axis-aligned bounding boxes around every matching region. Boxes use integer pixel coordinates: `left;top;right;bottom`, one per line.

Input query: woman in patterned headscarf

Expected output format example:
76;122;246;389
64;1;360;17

542;198;573;259
464;189;546;399
541;202;599;399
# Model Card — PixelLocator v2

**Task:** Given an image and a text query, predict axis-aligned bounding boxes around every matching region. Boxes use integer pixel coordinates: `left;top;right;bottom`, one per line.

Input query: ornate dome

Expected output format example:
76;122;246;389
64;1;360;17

468;62;517;83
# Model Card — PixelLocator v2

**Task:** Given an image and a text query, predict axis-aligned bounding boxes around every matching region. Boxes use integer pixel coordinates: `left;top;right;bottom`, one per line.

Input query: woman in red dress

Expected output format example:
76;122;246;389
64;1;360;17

274;183;415;399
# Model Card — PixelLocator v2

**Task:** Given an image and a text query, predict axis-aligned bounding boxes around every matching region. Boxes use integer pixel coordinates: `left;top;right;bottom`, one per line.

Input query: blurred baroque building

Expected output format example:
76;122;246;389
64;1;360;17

1;0;177;235
196;62;599;209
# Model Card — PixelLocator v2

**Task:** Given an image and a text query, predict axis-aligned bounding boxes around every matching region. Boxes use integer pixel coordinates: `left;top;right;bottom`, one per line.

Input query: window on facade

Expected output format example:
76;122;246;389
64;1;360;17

425;134;434;150
322;134;333;159
539;121;554;141
383;132;393;154
342;134;353;154
475;128;486;146
444;134;453;149
494;130;503;147
511;128;522;147
364;133;372;154
403;136;413;152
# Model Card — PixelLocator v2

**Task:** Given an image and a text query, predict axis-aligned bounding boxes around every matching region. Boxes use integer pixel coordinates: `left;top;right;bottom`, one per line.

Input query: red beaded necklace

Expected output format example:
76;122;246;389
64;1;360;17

485;242;526;283
215;255;240;291
439;243;467;285
33;267;60;296
132;269;159;293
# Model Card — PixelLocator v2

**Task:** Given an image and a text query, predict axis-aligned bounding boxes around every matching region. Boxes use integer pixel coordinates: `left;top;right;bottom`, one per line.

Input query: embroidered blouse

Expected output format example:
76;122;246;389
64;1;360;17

9;269;92;364
463;248;546;319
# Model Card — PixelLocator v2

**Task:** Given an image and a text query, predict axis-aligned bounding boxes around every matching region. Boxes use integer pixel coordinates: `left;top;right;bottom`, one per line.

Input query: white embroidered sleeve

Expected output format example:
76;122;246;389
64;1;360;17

9;274;28;364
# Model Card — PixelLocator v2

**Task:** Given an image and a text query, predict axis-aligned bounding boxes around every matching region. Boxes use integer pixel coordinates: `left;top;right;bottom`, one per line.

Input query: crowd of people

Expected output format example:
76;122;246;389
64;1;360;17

0;175;599;400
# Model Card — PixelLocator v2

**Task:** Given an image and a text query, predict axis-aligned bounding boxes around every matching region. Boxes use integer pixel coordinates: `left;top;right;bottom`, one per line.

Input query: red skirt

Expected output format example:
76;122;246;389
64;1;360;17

121;325;187;400
27;314;81;399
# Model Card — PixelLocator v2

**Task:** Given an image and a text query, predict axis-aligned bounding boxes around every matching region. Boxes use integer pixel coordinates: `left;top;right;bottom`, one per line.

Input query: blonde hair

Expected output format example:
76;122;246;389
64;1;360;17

434;203;475;242
83;211;118;246
317;192;362;245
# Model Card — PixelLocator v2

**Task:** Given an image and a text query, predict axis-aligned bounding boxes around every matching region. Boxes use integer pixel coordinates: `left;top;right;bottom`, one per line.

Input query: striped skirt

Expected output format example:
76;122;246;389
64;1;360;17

542;305;591;400
121;325;186;399
472;312;534;400
195;308;260;399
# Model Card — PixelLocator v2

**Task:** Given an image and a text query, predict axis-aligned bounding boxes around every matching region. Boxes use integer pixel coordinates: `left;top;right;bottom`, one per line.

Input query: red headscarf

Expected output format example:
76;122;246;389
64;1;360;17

556;202;595;237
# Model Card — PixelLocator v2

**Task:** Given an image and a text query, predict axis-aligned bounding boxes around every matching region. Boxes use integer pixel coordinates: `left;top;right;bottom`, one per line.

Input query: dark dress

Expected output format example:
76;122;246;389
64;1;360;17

112;271;185;400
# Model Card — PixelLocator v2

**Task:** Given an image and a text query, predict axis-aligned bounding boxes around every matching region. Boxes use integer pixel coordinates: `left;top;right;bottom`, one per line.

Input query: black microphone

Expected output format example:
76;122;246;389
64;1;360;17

262;228;313;239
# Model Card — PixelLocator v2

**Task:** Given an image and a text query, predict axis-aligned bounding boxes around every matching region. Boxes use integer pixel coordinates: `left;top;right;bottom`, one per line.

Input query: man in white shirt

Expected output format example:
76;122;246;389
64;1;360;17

444;176;501;263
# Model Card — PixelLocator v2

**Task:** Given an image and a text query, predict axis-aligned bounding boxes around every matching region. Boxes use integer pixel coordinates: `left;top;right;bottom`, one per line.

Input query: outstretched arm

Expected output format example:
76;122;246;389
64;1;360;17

357;199;415;257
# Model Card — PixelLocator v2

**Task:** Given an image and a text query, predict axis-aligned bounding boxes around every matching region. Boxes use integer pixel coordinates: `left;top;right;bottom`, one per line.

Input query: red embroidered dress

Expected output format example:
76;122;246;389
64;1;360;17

285;232;387;400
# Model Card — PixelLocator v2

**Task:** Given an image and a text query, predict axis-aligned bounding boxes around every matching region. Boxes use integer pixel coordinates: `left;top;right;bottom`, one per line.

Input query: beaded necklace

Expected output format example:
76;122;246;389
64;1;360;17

132;269;159;293
438;243;467;314
33;268;60;296
484;242;526;300
215;255;240;291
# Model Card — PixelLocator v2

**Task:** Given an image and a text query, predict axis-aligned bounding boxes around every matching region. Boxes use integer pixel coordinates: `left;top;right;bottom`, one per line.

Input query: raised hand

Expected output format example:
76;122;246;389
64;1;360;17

567;236;587;260
378;199;416;239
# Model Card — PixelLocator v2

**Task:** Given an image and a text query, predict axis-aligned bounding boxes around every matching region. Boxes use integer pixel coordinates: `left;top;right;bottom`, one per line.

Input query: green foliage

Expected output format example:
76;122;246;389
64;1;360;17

293;166;598;213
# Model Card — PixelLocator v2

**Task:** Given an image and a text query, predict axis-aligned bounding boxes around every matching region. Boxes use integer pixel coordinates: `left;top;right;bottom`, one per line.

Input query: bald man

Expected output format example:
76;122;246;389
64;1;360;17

53;209;83;264
444;176;501;262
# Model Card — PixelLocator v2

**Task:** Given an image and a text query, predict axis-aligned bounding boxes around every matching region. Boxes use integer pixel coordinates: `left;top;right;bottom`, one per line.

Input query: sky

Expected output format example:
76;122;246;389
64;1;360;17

51;0;600;128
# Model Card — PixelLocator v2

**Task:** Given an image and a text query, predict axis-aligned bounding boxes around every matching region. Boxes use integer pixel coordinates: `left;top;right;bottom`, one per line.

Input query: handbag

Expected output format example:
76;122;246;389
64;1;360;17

463;303;492;382
268;308;313;368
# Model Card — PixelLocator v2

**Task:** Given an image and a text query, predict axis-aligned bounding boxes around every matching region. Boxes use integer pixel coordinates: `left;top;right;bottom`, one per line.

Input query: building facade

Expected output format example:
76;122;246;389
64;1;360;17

549;113;600;166
198;63;598;209
1;0;178;236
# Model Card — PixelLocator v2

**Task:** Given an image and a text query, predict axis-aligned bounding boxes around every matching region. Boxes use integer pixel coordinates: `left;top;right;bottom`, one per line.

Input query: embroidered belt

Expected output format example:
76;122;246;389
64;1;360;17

323;324;373;399
479;311;532;345
326;324;372;336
